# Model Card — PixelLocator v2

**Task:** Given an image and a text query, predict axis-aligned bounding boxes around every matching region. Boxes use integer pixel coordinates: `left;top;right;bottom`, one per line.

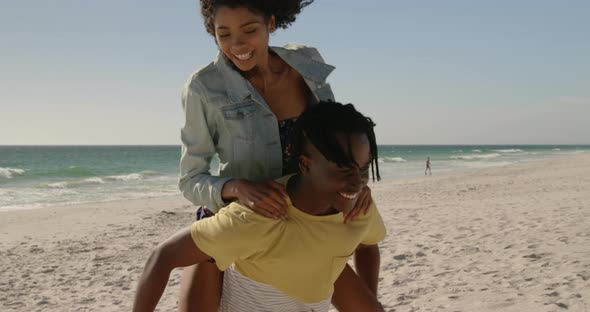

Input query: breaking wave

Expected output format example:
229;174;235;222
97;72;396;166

379;157;407;163
492;149;524;153
450;153;501;160
0;167;26;179
43;171;161;189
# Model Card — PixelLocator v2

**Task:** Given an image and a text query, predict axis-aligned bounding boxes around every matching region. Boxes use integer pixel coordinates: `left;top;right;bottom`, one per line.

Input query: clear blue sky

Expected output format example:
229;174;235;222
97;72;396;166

1;0;589;145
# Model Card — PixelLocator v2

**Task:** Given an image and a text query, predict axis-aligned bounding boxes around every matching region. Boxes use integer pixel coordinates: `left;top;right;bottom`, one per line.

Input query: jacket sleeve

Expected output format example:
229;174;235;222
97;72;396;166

178;78;231;212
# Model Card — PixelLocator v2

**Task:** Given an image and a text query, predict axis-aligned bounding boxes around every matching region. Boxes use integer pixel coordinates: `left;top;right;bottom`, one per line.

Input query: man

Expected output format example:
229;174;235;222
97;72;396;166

133;102;386;312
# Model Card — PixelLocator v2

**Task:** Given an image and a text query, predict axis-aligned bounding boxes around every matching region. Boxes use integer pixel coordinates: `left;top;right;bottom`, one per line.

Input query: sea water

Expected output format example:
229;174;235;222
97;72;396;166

1;145;588;210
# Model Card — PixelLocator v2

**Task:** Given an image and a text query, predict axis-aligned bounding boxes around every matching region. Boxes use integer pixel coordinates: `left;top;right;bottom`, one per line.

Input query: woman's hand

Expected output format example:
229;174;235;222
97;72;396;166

223;179;289;220
343;185;372;223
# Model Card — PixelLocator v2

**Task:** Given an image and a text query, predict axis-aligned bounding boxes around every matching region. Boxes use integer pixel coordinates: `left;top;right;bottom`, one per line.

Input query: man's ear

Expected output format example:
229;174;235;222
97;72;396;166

298;155;311;174
268;15;276;33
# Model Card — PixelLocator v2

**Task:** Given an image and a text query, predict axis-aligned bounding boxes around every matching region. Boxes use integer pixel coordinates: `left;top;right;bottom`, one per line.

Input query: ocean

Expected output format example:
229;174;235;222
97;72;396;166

1;145;588;211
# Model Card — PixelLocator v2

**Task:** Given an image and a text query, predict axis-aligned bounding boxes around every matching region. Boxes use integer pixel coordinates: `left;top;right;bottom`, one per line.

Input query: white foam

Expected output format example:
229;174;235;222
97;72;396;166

41;171;155;190
492;149;524;153
47;182;69;189
552;148;561;151
450;153;501;160
46;178;105;189
119;190;178;199
379;157;407;163
462;161;513;169
106;173;145;181
84;177;106;184
0;167;25;179
0;203;47;212
472;149;482;153
50;188;77;195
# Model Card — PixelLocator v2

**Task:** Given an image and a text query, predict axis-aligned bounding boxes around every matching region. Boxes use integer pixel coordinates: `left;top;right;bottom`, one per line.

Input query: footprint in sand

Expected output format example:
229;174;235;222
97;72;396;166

523;253;543;260
576;272;589;281
544;302;569;309
79;297;96;304
37;299;49;305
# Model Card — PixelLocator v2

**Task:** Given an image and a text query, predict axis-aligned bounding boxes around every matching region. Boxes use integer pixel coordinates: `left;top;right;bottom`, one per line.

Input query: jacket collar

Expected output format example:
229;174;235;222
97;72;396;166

270;46;335;83
214;46;335;104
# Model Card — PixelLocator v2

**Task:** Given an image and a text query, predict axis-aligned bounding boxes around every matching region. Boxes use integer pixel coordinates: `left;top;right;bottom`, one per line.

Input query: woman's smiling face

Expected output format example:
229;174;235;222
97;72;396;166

213;6;275;72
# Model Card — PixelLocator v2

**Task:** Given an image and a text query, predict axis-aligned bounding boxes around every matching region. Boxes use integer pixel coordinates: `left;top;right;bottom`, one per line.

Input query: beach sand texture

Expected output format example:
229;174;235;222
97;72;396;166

1;154;589;311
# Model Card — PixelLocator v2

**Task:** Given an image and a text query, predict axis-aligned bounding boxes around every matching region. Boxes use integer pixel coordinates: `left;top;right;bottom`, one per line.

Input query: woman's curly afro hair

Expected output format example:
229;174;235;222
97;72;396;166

200;0;314;36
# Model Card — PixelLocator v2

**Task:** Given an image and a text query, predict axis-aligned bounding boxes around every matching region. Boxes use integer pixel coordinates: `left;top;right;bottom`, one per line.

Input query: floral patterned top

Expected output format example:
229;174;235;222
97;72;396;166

278;117;299;175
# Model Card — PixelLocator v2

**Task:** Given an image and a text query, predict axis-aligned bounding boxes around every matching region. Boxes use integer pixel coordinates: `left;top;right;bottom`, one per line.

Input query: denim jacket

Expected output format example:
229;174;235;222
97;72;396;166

179;44;335;212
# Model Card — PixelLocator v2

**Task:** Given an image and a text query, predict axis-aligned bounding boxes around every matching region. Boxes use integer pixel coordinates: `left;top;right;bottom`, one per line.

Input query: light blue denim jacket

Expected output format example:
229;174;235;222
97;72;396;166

179;44;336;212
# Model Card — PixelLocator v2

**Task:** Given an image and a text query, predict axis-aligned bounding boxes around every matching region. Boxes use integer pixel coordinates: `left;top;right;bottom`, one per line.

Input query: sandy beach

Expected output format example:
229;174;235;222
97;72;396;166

1;154;589;312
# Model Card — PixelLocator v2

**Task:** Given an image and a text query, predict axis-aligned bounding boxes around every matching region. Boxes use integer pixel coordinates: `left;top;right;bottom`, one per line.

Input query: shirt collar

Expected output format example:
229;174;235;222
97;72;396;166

214;46;335;103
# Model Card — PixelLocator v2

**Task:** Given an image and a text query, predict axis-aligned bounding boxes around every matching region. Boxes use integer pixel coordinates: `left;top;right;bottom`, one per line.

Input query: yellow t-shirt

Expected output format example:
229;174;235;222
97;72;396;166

191;175;386;303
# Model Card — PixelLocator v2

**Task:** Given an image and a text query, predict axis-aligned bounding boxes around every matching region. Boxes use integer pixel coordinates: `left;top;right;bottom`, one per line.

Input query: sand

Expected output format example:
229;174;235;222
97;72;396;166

1;154;589;312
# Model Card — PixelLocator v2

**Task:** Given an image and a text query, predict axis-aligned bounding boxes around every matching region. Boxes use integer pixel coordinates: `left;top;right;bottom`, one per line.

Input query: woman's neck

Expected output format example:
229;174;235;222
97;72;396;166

243;50;288;95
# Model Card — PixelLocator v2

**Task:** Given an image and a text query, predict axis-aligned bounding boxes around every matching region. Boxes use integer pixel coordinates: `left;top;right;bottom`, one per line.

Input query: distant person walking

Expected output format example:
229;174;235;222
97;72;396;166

425;157;431;176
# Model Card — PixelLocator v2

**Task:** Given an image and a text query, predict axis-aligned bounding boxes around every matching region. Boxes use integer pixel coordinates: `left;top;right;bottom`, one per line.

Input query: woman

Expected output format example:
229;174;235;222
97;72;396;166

178;1;378;310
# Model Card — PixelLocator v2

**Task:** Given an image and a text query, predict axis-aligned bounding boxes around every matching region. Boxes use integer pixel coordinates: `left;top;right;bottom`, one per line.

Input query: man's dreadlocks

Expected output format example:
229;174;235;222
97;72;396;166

293;101;381;182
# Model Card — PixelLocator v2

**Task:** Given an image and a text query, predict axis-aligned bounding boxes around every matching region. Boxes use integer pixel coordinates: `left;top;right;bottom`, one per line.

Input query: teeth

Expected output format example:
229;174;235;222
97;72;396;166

234;51;253;61
339;192;358;200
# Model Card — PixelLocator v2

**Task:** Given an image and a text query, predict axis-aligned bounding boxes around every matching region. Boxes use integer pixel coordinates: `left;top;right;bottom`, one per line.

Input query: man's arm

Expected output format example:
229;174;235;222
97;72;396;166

132;227;212;312
332;264;384;312
354;244;381;295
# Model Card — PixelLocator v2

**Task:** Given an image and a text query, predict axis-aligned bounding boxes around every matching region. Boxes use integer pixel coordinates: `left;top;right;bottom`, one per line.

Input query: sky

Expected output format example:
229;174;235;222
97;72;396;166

1;0;589;145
